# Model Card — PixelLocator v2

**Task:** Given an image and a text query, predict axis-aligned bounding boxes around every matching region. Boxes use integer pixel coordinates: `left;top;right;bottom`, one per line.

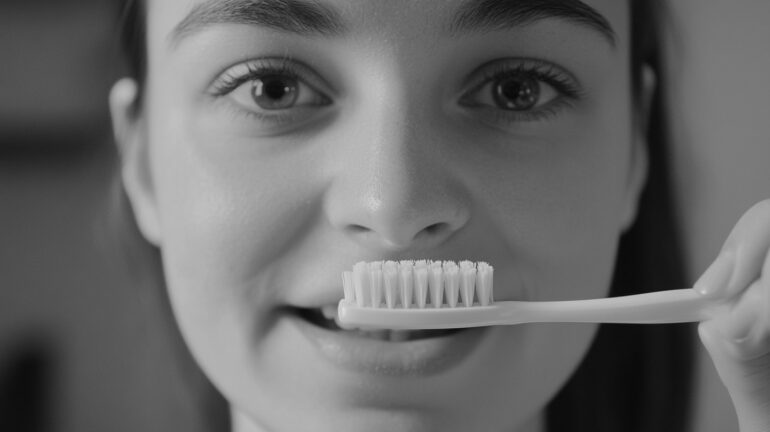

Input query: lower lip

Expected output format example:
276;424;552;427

290;313;487;377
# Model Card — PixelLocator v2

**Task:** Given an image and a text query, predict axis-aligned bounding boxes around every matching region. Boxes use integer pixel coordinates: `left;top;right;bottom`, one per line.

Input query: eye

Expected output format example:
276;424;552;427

248;74;300;110
228;73;330;112
459;59;583;123
485;73;556;111
209;58;333;129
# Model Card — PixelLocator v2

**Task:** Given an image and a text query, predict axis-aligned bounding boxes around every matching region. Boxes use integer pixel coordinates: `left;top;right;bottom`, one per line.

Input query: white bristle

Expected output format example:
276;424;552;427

477;262;494;306
383;261;398;308
342;271;354;302
353;261;369;307
369;262;383;308
414;262;428;308
398;261;414;308
346;260;493;308
459;261;476;307
429;262;444;308
444;261;460;307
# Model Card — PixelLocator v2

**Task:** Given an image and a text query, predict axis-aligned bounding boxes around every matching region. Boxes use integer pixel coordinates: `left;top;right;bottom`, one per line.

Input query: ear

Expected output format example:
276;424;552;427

110;78;162;246
620;65;654;231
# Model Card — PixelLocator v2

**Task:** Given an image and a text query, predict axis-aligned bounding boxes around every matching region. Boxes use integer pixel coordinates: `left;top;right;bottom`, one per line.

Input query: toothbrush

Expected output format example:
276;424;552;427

337;260;713;330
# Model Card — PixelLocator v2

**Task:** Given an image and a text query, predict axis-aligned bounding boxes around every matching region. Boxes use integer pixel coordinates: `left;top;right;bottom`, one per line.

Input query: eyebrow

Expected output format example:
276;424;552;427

449;0;616;47
170;0;346;45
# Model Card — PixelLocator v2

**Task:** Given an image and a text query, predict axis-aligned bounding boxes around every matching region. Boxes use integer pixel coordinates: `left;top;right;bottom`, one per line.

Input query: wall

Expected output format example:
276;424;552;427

663;1;770;431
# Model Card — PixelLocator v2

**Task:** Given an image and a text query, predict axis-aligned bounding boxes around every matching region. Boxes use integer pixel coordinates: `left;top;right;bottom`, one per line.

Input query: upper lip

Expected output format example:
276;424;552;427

283;283;346;309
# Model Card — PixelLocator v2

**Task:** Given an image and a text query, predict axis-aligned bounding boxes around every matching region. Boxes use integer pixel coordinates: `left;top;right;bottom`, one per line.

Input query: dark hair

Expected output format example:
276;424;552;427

548;3;694;431
115;3;230;429
119;0;146;110
116;2;694;431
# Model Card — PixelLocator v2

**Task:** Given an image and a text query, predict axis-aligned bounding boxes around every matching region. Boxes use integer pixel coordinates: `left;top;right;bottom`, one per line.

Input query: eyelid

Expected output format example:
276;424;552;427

455;58;585;129
459;57;585;102
208;57;336;98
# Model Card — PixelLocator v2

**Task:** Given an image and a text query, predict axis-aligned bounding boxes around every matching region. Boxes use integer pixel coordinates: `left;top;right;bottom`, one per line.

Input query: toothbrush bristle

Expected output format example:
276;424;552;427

343;260;494;308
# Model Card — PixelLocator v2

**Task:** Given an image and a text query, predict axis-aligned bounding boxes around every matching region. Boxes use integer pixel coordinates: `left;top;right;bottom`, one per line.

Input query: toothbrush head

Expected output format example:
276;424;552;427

337;260;495;329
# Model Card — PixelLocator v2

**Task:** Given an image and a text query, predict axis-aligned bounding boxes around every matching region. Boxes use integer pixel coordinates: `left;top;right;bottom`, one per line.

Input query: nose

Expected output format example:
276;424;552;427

324;96;471;252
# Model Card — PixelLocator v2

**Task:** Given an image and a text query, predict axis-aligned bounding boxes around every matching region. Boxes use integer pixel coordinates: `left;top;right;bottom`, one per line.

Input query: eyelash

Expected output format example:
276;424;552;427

208;58;583;127
208;57;332;124
460;59;585;124
212;60;292;95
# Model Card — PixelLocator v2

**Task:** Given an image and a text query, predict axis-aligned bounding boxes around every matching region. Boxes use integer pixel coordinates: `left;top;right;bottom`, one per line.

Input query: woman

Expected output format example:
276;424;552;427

110;0;769;430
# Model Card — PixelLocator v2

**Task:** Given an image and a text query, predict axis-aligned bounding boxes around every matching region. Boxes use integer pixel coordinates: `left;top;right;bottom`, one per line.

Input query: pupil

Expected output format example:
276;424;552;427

252;75;298;109
493;75;539;110
265;80;287;98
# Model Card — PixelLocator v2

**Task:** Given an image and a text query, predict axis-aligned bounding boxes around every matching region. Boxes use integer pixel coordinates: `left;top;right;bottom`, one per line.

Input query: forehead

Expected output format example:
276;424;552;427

146;0;629;50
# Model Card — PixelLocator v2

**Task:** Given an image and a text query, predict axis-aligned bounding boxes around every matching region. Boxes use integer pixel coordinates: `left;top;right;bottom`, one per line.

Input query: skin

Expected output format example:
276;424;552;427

694;200;770;432
109;0;769;431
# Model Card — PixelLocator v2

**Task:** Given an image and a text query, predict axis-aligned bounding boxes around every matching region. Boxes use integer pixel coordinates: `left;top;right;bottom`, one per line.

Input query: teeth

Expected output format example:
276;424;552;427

321;304;338;320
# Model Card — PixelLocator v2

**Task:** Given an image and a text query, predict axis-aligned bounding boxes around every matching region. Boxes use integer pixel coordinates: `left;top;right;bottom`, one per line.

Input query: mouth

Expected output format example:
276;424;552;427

284;304;485;377
290;305;465;342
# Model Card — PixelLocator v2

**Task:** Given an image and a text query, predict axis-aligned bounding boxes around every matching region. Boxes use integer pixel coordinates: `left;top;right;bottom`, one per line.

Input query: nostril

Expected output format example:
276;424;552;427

424;222;449;235
349;224;368;232
346;224;371;235
342;221;458;249
410;222;454;248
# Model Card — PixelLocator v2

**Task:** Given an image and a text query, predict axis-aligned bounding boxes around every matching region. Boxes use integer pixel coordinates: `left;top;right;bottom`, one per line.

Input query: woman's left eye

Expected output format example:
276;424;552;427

466;72;557;111
459;59;583;123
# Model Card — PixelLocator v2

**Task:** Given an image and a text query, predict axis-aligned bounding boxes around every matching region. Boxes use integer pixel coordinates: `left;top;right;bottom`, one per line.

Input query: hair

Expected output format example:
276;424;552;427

115;1;694;431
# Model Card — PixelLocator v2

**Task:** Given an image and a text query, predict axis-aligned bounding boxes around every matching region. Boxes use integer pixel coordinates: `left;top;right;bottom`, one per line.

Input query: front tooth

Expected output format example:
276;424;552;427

321;304;338;320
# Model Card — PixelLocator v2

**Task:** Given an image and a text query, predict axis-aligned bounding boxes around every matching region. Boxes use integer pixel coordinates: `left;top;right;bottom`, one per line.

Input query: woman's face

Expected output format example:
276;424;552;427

114;0;644;430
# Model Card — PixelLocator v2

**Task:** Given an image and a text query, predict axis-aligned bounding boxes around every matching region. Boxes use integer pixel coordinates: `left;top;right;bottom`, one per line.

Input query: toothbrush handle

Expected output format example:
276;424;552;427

508;289;711;324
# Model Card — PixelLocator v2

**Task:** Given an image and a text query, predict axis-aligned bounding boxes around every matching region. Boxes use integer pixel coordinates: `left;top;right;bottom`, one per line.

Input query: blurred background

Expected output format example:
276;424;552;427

0;1;209;431
0;1;767;431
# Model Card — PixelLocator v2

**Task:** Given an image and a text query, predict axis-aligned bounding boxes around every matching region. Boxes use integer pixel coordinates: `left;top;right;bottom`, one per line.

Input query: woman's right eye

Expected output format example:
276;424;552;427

209;59;333;132
227;73;330;112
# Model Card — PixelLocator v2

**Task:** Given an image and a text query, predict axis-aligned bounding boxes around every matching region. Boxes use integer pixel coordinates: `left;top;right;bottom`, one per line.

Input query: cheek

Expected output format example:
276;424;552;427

144;100;324;328
143;109;334;398
475;116;634;304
